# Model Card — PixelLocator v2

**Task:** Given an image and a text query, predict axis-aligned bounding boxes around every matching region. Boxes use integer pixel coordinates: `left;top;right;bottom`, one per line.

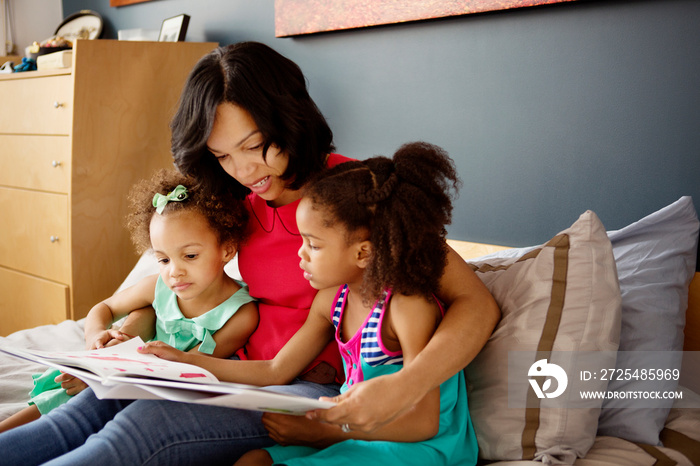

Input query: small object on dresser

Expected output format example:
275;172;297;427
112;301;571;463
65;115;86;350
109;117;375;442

37;50;73;70
158;14;190;42
118;29;159;41
28;39;73;61
13;57;36;72
0;61;14;73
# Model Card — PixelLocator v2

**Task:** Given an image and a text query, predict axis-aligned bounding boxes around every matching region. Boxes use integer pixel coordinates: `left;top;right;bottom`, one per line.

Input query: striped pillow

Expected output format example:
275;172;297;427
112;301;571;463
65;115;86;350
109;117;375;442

464;210;621;464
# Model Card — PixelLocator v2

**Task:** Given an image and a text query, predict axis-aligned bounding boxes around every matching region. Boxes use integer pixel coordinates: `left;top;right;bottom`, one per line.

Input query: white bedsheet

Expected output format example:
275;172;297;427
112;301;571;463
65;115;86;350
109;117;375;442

0;319;86;420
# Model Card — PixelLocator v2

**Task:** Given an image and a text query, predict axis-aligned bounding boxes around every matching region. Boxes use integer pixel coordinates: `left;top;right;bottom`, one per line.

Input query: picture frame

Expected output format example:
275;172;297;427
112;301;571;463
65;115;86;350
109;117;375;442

275;0;578;37
158;14;190;42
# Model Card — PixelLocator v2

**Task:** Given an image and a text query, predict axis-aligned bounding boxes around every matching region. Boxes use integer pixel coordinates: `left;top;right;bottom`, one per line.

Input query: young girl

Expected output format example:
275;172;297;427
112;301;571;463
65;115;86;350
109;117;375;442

0;169;258;433
141;142;479;465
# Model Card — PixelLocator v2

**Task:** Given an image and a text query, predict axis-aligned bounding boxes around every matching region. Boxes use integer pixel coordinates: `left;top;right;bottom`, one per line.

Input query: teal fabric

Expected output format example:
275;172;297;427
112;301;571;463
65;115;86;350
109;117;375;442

154;276;255;354
28;369;72;415
267;372;478;466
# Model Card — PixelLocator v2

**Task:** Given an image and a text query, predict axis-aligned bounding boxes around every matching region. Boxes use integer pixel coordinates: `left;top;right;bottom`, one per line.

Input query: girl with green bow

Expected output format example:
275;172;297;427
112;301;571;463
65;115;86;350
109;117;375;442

0;169;259;433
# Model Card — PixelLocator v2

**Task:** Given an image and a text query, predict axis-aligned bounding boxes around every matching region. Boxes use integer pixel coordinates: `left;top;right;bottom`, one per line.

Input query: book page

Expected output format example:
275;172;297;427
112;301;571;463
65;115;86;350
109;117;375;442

0;338;337;414
102;380;337;414
0;337;219;384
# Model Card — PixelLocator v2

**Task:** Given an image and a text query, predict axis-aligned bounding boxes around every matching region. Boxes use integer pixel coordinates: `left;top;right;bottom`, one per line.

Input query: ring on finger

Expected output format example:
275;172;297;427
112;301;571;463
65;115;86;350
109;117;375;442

341;423;351;433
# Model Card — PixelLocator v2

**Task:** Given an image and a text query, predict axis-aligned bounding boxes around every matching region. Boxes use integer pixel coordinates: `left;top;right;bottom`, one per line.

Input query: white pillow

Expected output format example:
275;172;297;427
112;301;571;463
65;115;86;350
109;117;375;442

597;196;699;445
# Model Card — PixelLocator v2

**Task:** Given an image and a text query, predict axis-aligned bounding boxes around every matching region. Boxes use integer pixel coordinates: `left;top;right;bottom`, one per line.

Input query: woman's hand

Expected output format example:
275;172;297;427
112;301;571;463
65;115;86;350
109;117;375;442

306;371;413;433
137;341;189;363
262;412;342;448
55;372;89;396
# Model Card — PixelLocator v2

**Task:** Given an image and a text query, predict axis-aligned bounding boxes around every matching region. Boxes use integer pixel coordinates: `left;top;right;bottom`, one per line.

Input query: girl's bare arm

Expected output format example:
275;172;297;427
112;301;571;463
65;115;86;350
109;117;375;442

140;288;337;386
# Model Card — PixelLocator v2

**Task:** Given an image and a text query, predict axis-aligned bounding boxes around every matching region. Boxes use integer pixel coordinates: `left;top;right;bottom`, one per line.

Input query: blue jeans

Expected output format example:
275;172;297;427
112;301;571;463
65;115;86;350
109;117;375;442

0;380;340;466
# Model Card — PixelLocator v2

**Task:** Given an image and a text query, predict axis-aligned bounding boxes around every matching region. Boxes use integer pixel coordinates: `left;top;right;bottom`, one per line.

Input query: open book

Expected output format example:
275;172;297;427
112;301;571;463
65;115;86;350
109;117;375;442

0;337;335;415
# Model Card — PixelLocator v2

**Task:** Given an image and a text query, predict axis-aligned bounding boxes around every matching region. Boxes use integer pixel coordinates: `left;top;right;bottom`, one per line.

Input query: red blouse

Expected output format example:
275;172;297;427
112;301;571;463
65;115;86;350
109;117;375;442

236;153;352;382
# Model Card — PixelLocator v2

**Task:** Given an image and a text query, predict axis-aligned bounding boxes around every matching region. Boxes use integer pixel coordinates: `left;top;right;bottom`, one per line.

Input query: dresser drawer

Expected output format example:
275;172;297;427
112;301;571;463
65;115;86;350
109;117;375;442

0;74;72;135
0;135;70;193
0;187;70;283
0;266;69;336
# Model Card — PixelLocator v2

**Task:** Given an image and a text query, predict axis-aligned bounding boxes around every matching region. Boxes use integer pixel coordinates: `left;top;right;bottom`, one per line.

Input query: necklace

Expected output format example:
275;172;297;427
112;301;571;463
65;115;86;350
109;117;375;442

247;197;300;236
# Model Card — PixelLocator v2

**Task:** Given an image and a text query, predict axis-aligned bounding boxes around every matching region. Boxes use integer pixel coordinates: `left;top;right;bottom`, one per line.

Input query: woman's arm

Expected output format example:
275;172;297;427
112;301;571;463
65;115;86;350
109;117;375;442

112;306;157;345
83;275;158;349
63;275;158;395
309;245;499;432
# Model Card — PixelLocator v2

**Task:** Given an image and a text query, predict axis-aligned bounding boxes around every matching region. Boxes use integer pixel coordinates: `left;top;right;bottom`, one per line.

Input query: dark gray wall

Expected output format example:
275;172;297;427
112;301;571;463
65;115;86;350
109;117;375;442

62;0;700;247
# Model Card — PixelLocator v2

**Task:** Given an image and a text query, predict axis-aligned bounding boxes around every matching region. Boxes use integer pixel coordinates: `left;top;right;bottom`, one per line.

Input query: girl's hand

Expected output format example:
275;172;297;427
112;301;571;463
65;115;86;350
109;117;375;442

55;372;89;396
262;412;342;448
86;328;133;350
137;341;187;362
306;373;414;433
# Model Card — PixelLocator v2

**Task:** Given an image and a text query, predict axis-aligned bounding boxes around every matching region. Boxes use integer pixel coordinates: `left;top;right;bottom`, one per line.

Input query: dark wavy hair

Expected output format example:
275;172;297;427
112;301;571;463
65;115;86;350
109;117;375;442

126;169;249;254
171;41;335;198
304;142;461;301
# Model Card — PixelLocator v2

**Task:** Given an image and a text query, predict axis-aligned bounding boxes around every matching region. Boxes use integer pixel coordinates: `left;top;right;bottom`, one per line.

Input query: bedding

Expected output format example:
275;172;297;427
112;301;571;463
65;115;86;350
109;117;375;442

464;210;622;463
599;196;699;445
1;199;699;465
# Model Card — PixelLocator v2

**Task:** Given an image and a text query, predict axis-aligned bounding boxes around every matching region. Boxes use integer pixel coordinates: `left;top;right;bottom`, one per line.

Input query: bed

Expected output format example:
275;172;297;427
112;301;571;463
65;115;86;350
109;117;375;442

1;197;698;465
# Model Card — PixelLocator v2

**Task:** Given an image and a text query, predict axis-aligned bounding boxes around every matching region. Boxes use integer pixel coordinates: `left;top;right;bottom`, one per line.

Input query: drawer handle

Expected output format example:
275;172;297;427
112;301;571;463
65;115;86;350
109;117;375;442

52;160;62;168
53;101;64;108
50;236;59;243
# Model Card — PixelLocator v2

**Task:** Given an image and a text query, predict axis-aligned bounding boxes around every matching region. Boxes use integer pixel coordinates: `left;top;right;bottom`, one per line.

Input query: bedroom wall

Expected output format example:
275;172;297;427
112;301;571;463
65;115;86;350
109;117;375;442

7;0;63;55
61;0;700;248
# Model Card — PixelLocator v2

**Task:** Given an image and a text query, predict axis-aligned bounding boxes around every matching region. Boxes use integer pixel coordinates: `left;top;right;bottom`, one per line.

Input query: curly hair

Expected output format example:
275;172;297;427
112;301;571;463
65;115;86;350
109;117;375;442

304;141;461;301
126;169;248;254
171;41;335;198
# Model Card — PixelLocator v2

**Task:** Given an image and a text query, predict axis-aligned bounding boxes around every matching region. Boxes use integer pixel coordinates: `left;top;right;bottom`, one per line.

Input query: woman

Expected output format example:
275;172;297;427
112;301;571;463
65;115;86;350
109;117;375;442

0;42;499;465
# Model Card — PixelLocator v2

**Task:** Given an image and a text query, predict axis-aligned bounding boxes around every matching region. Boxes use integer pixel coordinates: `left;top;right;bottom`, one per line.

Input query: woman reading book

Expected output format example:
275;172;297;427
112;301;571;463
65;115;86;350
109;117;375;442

144;142;480;465
0;42;498;465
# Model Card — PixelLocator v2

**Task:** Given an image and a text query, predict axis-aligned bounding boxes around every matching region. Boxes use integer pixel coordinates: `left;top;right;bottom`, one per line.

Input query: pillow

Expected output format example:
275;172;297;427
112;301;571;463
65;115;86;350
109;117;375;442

597;196;699;445
464;210;622;464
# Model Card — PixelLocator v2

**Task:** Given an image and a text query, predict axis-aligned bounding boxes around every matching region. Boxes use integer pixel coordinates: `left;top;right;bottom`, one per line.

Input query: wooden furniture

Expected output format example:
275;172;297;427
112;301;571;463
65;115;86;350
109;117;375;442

0;55;21;66
0;39;217;336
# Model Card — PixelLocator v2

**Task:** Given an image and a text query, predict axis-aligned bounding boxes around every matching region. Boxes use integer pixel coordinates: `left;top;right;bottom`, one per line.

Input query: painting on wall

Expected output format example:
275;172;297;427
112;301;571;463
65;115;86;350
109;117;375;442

275;0;578;37
110;0;152;6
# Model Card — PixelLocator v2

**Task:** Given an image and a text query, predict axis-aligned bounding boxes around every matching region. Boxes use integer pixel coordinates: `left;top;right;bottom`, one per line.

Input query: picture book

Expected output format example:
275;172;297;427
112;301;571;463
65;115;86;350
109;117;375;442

0;337;336;415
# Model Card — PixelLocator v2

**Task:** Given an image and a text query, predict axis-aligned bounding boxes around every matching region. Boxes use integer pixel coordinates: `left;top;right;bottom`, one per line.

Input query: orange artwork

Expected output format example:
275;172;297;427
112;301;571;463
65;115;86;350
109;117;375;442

110;0;152;7
275;0;578;37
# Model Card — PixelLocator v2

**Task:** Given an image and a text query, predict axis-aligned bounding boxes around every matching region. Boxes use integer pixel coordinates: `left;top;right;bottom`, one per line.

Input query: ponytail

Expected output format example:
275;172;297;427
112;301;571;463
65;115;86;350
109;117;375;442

304;141;461;301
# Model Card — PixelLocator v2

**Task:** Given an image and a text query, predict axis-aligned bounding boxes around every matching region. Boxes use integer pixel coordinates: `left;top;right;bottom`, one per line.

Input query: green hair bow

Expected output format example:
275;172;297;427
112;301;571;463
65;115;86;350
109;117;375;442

152;185;189;214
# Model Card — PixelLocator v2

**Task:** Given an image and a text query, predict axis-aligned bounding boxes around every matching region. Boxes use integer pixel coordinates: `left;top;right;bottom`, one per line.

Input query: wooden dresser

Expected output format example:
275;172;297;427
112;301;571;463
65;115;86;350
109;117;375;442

0;40;217;336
